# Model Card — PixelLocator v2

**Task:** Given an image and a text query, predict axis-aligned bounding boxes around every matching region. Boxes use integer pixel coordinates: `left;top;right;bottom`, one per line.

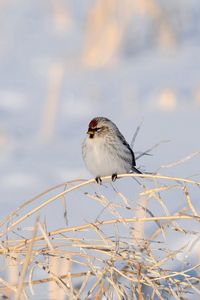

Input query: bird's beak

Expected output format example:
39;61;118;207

87;128;95;138
87;129;94;135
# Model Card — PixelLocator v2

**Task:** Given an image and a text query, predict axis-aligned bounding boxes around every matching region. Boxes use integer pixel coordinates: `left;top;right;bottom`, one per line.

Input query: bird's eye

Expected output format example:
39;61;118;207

94;127;101;132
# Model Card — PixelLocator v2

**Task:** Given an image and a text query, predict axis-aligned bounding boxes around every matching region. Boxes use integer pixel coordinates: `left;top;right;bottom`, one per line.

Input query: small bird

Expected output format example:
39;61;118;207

82;117;142;183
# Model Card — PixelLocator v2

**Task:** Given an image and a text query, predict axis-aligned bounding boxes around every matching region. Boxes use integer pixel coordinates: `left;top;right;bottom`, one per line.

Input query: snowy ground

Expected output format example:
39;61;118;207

0;2;199;213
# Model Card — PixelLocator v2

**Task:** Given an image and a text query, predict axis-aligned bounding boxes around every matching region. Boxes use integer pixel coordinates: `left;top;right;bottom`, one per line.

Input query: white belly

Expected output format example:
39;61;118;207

82;136;131;177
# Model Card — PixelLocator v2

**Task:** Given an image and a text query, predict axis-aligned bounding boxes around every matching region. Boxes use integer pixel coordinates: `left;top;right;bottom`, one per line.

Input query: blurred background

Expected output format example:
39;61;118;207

0;0;200;217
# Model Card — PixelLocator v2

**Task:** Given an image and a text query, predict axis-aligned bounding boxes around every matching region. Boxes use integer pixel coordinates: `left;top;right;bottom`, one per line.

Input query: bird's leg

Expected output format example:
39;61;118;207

95;176;102;184
112;173;118;182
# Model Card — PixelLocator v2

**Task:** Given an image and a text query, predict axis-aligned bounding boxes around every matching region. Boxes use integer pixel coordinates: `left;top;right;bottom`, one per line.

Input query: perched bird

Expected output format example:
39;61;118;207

82;117;142;183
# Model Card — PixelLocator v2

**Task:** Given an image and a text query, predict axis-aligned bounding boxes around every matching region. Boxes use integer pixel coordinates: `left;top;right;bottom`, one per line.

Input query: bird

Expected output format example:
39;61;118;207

82;117;142;183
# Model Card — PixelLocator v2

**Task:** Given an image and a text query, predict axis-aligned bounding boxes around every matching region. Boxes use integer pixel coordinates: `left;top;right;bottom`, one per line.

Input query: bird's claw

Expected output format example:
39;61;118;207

95;176;102;184
112;173;118;182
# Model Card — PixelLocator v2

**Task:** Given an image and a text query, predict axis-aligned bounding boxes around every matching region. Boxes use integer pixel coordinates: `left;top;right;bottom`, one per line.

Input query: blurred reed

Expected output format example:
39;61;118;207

83;0;176;67
51;0;72;33
39;63;65;143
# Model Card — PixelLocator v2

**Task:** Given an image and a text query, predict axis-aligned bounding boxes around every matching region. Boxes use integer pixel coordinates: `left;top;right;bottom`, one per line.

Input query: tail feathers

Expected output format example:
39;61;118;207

131;166;142;174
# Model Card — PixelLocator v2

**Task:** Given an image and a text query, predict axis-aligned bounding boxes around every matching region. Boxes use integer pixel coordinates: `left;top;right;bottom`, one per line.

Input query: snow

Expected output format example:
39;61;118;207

0;1;199;213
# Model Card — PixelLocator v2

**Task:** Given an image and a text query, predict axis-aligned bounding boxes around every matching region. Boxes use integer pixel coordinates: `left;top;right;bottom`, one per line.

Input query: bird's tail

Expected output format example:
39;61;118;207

132;166;142;174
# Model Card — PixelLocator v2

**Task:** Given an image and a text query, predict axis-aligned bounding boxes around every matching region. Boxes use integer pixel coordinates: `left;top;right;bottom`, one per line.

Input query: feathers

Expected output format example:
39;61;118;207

82;117;142;178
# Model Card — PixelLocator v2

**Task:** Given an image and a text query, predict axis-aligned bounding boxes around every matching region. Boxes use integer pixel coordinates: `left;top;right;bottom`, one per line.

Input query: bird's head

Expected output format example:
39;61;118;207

87;117;112;139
